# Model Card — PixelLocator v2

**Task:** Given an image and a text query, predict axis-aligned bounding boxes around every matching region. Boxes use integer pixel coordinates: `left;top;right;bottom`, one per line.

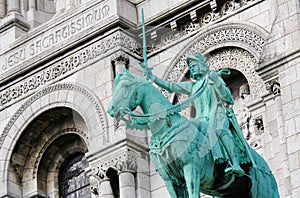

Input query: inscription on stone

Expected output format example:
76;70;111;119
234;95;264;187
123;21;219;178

0;2;110;74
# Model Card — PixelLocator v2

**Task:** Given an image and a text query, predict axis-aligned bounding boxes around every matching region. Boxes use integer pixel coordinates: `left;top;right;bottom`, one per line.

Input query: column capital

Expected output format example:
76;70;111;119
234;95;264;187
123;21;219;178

266;79;281;96
111;52;130;68
94;152;138;177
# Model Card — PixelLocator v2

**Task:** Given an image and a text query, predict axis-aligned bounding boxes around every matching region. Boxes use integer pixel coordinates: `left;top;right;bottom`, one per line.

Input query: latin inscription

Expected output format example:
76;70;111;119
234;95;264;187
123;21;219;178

0;3;110;74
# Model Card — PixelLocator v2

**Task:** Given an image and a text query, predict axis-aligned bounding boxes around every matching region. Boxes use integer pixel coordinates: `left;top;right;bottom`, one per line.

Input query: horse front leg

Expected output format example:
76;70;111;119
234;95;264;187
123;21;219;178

183;163;200;198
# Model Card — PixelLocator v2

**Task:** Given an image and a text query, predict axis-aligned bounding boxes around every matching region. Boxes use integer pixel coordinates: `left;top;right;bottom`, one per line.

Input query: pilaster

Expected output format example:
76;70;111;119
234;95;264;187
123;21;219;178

268;79;292;197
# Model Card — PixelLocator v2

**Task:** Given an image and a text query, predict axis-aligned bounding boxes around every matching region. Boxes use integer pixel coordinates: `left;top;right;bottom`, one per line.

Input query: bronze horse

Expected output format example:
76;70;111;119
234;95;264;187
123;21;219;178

108;69;279;198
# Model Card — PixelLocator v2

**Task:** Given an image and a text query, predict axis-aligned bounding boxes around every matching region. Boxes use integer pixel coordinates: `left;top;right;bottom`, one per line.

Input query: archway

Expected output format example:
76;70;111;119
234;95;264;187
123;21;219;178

0;83;108;197
10;107;91;197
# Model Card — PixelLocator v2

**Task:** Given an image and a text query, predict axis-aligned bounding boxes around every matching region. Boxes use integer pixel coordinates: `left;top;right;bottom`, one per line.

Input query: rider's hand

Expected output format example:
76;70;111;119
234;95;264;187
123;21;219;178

139;61;155;81
145;69;155;81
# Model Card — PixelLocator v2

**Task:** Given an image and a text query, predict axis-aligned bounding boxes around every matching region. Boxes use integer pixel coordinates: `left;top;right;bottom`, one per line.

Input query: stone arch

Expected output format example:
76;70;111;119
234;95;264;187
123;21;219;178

163;22;268;101
0;83;108;197
206;47;266;99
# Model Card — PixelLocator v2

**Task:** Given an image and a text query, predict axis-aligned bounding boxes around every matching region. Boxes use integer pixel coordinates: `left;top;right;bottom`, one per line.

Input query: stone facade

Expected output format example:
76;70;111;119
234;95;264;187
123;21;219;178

0;0;299;197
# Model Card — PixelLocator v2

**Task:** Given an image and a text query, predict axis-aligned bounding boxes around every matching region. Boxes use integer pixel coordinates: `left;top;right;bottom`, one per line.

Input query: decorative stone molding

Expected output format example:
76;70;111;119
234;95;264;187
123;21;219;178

207;48;265;99
32;128;87;178
93;152;138;178
0;83;108;148
146;0;263;54
0;31;139;109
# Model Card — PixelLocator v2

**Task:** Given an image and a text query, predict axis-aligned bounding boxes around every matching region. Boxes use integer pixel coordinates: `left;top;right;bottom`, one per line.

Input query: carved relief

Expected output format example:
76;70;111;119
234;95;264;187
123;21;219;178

0;31;139;109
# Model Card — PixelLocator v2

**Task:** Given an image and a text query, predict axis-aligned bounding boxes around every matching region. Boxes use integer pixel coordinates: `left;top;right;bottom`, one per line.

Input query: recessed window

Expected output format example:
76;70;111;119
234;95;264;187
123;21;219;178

59;153;91;198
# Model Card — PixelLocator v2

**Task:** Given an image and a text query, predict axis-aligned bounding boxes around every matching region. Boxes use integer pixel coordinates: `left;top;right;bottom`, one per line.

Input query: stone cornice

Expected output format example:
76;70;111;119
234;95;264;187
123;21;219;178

0;16;30;34
144;0;265;57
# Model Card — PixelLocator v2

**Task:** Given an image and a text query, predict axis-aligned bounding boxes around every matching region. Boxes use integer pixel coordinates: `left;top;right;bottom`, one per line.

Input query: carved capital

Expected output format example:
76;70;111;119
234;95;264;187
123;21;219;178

111;52;130;74
266;79;281;96
93;153;138;179
111;52;130;67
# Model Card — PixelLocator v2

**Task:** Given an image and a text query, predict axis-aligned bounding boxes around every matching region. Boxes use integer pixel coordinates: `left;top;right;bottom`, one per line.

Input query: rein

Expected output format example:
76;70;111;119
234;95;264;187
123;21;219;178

124;77;208;120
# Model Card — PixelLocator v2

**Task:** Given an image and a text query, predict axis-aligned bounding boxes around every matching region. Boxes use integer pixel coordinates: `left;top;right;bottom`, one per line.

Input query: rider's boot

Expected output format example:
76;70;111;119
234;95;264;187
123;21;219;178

220;133;245;177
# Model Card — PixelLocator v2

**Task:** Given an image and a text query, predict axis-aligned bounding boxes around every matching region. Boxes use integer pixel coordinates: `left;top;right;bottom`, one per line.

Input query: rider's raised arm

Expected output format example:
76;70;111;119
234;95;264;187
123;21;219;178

144;68;192;95
152;75;193;95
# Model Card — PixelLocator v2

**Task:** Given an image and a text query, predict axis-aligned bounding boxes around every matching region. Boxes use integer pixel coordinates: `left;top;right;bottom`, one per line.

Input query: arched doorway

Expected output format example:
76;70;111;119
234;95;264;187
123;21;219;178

10;107;91;197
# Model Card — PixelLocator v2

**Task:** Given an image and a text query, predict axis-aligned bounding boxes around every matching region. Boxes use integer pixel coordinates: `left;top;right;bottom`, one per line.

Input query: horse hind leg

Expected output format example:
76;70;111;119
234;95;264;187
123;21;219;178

183;163;200;198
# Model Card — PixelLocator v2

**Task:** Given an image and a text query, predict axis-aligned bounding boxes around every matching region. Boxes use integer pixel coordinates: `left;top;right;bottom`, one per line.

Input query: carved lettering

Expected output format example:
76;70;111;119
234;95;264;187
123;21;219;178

0;3;111;75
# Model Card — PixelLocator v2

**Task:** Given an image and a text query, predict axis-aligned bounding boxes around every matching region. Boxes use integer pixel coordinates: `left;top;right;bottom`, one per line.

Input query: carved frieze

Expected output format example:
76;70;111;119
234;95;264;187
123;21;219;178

147;0;262;54
0;31;139;109
0;2;111;75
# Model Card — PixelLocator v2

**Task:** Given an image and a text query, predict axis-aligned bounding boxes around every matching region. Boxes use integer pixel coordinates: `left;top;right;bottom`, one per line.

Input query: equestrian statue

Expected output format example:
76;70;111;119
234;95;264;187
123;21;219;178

107;9;279;198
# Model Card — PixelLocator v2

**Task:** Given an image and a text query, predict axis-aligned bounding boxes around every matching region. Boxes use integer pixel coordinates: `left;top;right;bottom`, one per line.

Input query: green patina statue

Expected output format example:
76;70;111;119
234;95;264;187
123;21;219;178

107;9;278;198
144;53;247;177
107;62;279;198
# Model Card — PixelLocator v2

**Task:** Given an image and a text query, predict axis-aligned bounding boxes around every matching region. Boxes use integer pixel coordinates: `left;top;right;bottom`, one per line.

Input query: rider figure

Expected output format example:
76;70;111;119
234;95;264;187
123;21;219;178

142;53;245;176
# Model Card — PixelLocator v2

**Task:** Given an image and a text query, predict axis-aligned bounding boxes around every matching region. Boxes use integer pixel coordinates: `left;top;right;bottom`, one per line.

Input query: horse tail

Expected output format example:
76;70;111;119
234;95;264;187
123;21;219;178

249;149;280;198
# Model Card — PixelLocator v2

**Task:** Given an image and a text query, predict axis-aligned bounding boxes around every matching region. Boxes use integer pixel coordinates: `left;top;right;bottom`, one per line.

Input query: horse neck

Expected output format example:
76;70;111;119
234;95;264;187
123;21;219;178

139;84;173;114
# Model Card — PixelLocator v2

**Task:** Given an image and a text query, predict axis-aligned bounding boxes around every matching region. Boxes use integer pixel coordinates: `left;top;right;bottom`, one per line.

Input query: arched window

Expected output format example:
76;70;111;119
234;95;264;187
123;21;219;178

59;153;91;198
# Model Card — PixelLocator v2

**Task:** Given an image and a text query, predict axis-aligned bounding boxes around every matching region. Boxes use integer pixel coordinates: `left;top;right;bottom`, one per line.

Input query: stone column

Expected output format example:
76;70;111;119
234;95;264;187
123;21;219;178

270;80;291;197
111;52;130;137
0;0;5;18
111;52;130;75
100;178;115;198
92;166;115;198
119;171;136;198
7;0;20;14
27;0;37;27
28;0;36;10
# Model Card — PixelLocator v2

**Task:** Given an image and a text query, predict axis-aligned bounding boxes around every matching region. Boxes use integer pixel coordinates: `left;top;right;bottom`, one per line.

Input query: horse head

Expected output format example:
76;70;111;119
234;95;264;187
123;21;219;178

107;67;148;122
